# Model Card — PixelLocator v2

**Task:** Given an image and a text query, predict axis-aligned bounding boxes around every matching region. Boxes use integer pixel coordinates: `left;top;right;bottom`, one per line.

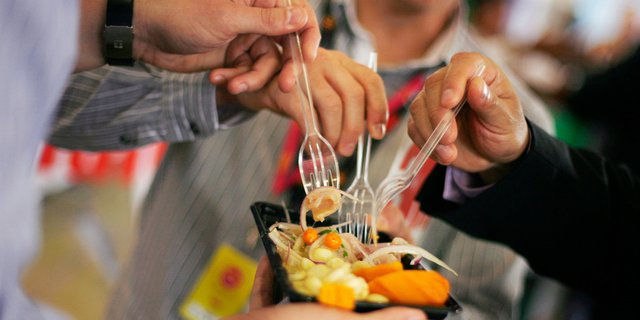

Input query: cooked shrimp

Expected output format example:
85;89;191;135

299;186;359;230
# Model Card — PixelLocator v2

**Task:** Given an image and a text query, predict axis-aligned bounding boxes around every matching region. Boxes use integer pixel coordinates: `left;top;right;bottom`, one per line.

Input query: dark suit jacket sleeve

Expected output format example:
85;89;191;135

417;121;640;298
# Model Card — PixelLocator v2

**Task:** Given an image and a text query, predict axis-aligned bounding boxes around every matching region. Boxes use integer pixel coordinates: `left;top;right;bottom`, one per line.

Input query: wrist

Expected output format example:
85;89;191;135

478;126;531;184
75;0;108;72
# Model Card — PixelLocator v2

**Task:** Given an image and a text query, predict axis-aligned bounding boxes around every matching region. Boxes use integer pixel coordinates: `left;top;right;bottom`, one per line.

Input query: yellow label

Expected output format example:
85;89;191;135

180;243;258;319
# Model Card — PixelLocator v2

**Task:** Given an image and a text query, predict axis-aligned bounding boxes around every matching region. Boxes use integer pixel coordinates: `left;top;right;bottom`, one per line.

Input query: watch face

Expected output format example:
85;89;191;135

104;26;134;65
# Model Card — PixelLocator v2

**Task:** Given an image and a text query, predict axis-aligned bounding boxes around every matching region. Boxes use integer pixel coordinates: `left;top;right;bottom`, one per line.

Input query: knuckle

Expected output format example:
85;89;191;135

317;95;342;113
344;124;364;139
260;8;280;29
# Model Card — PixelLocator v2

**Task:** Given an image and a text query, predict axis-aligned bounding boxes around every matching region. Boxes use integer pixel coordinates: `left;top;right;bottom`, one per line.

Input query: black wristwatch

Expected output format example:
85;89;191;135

104;0;135;66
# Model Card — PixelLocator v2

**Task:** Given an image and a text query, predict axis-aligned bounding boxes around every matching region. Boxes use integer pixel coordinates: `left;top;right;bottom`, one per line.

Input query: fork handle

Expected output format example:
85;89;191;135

406;98;464;179
406;64;486;180
287;16;318;135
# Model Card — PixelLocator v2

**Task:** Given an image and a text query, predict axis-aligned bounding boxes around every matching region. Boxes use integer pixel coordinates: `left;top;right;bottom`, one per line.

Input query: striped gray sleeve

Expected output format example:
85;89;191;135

49;63;253;151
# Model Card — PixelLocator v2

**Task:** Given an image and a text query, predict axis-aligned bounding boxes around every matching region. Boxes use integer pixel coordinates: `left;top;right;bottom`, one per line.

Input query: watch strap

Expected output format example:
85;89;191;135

104;0;134;66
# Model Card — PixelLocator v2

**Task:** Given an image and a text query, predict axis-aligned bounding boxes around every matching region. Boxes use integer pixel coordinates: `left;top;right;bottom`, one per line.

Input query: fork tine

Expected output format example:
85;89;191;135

313;141;329;187
328;169;336;188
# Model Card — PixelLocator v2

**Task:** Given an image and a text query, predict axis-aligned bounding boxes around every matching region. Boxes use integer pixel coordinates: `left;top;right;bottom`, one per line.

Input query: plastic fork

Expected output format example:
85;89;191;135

374;64;486;216
339;53;378;242
286;0;339;194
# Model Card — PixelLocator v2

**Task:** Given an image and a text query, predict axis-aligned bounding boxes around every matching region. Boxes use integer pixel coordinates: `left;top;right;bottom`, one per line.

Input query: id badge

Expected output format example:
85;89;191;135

180;243;258;319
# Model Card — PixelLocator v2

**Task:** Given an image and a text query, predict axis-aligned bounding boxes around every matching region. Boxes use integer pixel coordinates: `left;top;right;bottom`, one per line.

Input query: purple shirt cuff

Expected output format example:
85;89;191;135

442;167;493;204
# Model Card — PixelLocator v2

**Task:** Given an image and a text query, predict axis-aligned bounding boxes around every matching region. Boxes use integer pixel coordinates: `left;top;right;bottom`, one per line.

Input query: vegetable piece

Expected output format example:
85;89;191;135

324;232;342;250
367;244;458;276
302;228;319;245
365;293;390;304
317;283;356;310
309;247;334;263
353;261;403;282
368;270;450;306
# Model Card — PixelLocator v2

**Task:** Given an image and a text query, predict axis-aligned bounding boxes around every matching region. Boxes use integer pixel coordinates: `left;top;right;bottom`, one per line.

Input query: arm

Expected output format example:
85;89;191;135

418;122;640;295
50;64;252;151
407;52;640;298
75;0;321;89
51;48;388;155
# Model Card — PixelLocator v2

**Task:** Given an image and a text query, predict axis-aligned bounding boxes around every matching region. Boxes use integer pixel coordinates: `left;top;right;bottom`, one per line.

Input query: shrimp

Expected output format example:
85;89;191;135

299;186;359;230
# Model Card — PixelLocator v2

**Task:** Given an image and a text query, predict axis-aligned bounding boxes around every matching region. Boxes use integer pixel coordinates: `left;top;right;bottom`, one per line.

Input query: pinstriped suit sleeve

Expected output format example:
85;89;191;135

49;63;254;151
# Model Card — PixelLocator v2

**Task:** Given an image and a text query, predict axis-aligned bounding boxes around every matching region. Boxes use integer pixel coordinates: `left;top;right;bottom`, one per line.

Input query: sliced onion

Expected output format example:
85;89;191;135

340;233;370;262
269;222;302;234
269;229;303;265
316;221;350;232
367;244;458;276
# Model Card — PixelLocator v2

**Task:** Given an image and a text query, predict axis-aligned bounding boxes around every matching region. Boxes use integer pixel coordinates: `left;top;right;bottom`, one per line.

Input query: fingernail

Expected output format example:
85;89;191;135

372;123;387;139
287;7;307;26
235;82;248;94
482;80;491;101
213;75;225;83
442;88;455;104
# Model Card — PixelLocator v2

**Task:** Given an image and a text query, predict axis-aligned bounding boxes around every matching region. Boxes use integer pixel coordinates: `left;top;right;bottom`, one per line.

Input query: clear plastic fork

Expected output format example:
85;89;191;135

287;0;339;194
374;64;486;217
339;53;378;242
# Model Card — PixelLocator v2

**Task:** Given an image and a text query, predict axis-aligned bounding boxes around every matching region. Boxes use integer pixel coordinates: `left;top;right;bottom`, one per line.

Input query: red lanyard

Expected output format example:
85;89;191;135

271;73;428;196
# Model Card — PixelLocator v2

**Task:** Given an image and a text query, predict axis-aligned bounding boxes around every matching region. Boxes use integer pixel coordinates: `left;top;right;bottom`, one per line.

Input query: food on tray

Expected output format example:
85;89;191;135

268;186;456;310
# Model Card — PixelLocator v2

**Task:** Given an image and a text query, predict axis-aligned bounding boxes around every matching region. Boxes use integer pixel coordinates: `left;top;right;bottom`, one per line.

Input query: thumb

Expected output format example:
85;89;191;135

228;6;309;36
466;77;514;130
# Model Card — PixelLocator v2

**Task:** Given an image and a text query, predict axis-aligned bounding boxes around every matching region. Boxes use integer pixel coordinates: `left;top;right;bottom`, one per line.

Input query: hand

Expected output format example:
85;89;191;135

133;0;320;74
218;48;389;157
226;256;427;320
407;52;529;181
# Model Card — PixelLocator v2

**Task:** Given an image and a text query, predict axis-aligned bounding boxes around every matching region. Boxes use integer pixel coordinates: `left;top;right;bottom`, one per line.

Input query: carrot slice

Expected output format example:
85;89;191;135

353;261;403;282
316;283;356;310
368;270;450;306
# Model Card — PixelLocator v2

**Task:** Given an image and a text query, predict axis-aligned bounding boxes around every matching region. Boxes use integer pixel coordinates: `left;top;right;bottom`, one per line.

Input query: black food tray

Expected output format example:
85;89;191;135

251;201;462;319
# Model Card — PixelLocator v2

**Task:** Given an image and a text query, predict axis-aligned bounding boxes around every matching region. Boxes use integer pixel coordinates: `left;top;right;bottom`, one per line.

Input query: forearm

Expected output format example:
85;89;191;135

419;122;640;295
51;64;253;151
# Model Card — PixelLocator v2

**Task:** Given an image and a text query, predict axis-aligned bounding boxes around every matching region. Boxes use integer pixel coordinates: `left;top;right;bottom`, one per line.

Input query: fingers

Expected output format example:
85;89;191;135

409;52;529;170
440;52;489;109
358;306;427;320
310;67;346;150
407;70;459;165
293;0;321;62
320;61;366;156
310;51;388;156
249;256;275;310
350;64;388;140
240;303;426;320
228;5;310;36
214;36;283;94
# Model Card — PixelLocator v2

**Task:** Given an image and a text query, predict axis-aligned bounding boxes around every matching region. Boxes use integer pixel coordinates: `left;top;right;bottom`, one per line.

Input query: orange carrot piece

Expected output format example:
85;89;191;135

368;270;450;306
302;228;318;245
353;261;403;282
316;283;356;310
323;232;342;250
